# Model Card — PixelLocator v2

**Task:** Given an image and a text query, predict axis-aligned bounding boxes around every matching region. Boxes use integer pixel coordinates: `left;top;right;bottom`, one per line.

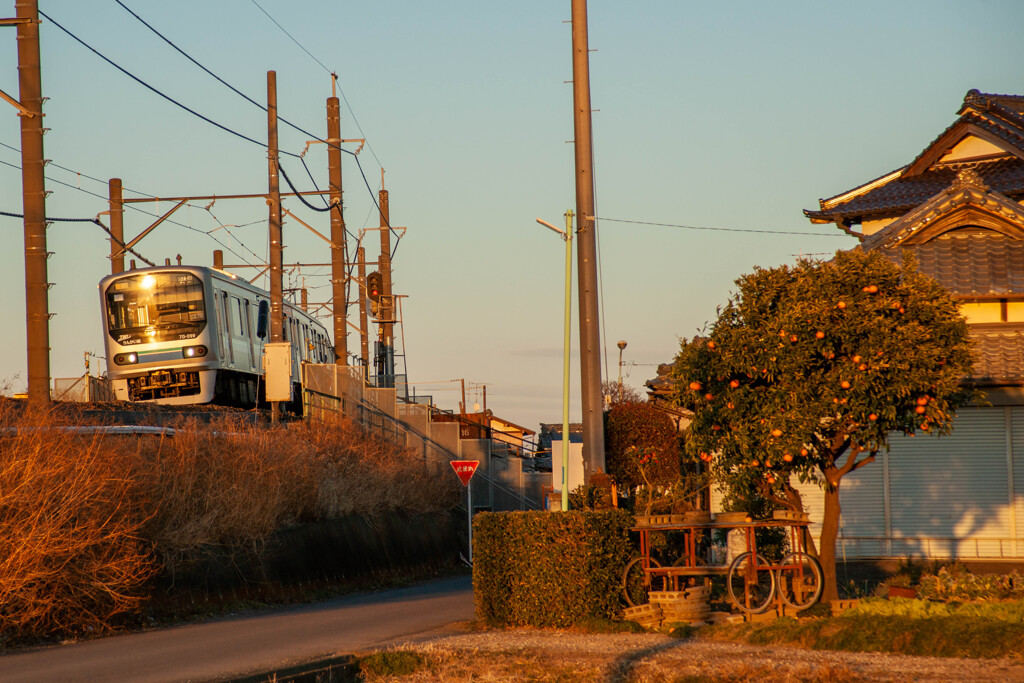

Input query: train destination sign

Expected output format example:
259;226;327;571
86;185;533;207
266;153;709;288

450;460;479;487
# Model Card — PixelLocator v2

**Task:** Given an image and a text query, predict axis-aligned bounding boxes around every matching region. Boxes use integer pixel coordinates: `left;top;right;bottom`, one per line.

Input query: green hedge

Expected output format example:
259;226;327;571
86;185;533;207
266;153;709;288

473;510;633;626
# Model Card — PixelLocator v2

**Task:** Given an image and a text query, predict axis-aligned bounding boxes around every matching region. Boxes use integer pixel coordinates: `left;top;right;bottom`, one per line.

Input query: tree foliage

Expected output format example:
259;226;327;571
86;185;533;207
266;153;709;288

604;401;679;491
670;249;975;599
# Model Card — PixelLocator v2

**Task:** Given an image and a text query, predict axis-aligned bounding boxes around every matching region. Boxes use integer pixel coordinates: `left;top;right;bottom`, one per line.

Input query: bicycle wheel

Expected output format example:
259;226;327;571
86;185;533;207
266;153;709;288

727;551;775;613
622;557;663;607
777;552;823;610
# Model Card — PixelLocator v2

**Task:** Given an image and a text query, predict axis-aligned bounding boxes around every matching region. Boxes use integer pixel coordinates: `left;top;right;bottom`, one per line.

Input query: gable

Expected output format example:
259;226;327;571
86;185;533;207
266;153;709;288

938;135;1007;163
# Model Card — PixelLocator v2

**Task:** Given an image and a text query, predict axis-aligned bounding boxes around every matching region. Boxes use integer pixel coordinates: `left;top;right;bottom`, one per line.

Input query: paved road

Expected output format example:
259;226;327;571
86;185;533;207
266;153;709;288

0;575;473;682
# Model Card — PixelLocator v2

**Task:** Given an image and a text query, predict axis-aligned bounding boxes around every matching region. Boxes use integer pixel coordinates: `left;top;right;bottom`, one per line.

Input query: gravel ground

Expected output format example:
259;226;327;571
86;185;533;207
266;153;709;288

378;628;1024;682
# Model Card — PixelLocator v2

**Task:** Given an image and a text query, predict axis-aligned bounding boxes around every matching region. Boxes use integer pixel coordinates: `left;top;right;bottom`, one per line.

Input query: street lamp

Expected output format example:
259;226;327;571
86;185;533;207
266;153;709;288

536;211;574;512
617;340;627;393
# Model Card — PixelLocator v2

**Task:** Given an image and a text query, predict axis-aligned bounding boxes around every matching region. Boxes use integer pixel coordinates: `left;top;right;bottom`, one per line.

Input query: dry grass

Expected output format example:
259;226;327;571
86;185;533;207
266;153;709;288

0;406;154;641
0;403;461;642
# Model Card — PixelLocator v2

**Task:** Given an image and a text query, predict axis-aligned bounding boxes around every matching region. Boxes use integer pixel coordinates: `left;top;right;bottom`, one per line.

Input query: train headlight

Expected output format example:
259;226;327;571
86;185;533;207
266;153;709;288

113;352;139;365
182;345;208;359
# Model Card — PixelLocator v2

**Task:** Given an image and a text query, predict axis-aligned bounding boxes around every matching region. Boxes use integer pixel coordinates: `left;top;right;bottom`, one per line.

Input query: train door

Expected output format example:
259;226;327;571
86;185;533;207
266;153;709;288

244;300;256;371
230;296;250;370
220;292;234;365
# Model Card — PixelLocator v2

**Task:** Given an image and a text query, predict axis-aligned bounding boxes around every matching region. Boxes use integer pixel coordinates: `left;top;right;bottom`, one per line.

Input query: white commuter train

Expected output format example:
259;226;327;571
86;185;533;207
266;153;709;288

98;265;331;406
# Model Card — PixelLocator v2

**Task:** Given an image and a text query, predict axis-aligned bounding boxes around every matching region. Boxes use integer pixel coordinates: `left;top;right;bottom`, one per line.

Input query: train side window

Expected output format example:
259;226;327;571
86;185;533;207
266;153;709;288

221;292;234;363
231;297;245;338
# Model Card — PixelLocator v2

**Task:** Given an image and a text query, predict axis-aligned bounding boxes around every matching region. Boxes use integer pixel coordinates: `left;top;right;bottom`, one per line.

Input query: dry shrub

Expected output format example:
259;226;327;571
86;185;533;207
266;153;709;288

123;415;297;570
0;406;154;641
297;415;461;518
117;412;460;573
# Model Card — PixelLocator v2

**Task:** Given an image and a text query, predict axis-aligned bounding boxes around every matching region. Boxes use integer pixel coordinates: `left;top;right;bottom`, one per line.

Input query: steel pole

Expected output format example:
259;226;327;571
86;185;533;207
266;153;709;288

561;210;574;512
327;96;347;365
570;0;605;480
17;0;49;409
109;178;124;274
267;71;283;422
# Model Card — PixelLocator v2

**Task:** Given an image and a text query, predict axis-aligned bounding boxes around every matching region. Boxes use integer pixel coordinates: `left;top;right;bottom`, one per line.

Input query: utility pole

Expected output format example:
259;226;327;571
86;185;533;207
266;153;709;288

378;186;394;387
109;178;124;274
267;70;284;421
327;86;348;366
357;246;369;372
570;0;605;480
2;0;50;409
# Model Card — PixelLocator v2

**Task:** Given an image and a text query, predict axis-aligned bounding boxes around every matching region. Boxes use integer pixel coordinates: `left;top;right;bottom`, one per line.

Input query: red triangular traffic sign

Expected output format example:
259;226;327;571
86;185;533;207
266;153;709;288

450;460;479;487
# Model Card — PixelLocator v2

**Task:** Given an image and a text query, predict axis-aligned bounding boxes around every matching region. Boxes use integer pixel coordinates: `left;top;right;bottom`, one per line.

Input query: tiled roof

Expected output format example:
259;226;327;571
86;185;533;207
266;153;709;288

805;157;1024;222
968;328;1024;384
886;233;1024;296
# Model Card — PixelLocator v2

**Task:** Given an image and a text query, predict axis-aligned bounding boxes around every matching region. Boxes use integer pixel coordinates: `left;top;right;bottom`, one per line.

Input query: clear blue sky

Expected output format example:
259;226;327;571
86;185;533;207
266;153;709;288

1;1;1023;433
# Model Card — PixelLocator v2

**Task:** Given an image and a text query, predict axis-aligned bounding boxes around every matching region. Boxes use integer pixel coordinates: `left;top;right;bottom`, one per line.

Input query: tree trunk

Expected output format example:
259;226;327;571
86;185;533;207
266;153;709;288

818;472;842;603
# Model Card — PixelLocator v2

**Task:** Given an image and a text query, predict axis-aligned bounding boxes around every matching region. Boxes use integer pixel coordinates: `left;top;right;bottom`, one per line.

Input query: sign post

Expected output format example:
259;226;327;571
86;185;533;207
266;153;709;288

450;460;480;563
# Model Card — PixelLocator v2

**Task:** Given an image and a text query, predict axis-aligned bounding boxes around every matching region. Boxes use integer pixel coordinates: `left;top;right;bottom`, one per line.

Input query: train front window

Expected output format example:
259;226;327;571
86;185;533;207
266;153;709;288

105;272;207;344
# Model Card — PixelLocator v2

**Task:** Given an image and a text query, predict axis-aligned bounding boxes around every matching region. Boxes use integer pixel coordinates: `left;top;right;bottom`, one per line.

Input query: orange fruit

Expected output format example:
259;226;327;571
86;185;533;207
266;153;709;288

916;396;929;406
771;428;782;437
852;355;862;363
730;379;740;388
790;335;798;342
705;393;714;401
859;364;868;371
800;448;809;456
783;453;793;463
840;380;851;389
689;381;702;391
915;405;926;414
868;413;878;421
707;341;716;350
815;331;825;339
837;301;847;309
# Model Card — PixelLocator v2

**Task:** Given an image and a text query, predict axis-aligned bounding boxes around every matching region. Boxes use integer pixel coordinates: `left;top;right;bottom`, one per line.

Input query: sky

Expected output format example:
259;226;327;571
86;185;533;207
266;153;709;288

1;0;1024;435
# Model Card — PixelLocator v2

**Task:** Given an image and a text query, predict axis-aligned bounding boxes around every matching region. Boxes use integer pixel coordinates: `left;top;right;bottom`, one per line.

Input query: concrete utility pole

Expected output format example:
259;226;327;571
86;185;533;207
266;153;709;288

109;178;125;274
3;0;51;409
267;71;284;344
327;91;347;365
267;71;284;422
357;246;369;372
570;0;605;480
378;187;394;386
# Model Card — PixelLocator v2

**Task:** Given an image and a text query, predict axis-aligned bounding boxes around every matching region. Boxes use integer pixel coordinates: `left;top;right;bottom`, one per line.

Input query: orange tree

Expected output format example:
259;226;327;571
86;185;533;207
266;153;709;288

669;249;974;601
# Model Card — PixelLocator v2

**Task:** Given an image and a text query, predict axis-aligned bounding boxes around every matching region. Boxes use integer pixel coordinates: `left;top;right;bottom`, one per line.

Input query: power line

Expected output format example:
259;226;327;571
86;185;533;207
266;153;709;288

249;0;332;75
0;156;261;266
244;0;384;171
39;9;299;158
594;216;849;237
113;0;358;162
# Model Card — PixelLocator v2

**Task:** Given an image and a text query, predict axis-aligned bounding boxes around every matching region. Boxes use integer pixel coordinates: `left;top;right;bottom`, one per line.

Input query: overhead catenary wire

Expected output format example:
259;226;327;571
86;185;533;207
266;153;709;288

110;2;401;261
39;9;301;159
0;156;262;266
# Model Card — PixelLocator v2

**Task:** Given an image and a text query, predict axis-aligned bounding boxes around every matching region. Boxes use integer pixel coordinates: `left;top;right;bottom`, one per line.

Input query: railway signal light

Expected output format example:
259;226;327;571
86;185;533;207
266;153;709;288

367;271;383;319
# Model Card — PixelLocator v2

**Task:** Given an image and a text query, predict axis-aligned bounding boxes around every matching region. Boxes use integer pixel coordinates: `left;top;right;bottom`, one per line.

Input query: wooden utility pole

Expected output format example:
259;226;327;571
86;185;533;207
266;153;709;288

570;0;605;480
109;178;125;274
327;90;348;365
357;246;369;372
267;71;284;421
378;187;394;386
3;0;51;408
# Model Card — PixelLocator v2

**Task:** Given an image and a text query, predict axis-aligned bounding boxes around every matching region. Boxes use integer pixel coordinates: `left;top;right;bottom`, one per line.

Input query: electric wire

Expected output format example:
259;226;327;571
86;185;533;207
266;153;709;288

245;0;385;171
113;1;358;163
39;9;300;159
594;216;851;237
249;0;332;75
0;156;261;266
107;3;399;266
